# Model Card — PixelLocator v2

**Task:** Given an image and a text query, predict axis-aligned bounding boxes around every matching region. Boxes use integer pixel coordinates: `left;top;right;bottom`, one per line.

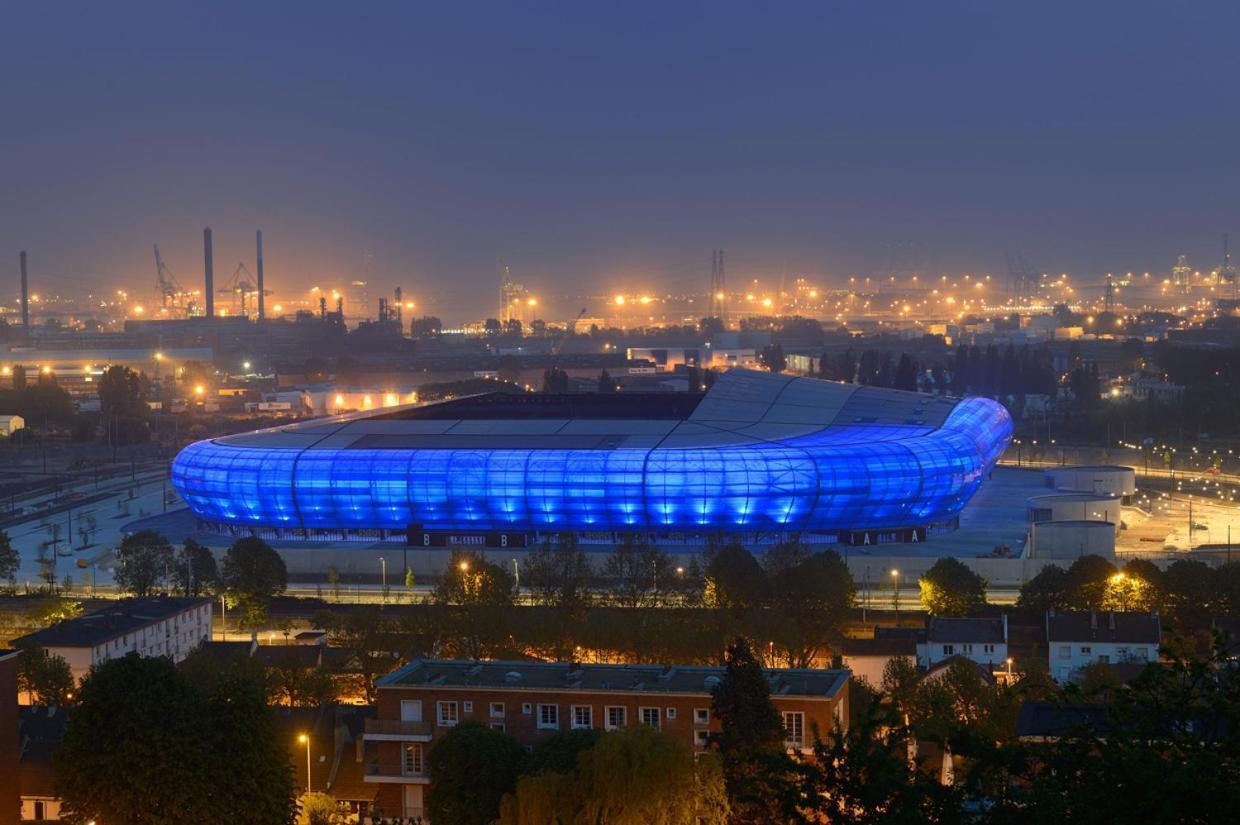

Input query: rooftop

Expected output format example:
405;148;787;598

14;597;212;649
1015;701;1111;740
378;659;849;699
1046;610;1161;645
927;617;1007;644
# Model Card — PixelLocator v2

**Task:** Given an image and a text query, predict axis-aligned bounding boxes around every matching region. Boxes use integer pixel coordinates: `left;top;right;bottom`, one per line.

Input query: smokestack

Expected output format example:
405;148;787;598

255;230;265;321
19;251;29;330
203;227;214;320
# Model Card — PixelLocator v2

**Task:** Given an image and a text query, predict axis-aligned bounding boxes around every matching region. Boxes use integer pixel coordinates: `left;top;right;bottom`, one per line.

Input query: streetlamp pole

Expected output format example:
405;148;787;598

299;733;311;792
891;569;900;626
380;556;387;603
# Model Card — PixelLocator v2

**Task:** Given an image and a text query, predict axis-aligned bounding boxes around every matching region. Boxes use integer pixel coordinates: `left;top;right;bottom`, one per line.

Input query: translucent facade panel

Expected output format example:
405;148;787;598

171;397;1012;534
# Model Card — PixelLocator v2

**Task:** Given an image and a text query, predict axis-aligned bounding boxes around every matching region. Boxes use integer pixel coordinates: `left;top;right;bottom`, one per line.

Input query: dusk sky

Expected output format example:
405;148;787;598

4;2;1240;321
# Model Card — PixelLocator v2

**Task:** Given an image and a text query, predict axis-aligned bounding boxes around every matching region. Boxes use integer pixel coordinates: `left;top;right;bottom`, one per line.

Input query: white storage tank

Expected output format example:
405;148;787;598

1029;519;1116;560
1027;493;1122;533
1045;465;1136;503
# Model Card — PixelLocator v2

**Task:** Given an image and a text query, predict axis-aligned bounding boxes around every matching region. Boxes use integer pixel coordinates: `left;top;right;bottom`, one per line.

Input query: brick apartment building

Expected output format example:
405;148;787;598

364;660;850;820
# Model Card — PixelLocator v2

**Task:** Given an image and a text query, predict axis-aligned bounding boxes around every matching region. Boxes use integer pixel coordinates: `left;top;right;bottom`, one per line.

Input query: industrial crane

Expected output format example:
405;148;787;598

153;245;185;309
550;307;588;357
218;262;272;319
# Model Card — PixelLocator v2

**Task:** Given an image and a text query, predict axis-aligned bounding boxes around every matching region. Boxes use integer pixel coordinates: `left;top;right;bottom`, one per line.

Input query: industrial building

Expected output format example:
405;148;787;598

170;368;1012;546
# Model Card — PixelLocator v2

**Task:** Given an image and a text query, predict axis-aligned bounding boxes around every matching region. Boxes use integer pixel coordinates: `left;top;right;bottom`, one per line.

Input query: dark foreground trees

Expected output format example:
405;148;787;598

55;653;296;824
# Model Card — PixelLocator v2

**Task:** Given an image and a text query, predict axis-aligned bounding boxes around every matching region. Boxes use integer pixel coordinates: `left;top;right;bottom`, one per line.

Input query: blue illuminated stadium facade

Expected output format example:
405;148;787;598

171;369;1011;544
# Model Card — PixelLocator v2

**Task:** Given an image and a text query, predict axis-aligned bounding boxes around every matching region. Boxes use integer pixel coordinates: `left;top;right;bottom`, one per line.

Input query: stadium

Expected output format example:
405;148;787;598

170;369;1012;549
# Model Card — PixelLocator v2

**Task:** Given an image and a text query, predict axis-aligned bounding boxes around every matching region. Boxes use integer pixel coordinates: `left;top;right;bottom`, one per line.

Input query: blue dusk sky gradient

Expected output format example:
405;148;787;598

3;1;1240;321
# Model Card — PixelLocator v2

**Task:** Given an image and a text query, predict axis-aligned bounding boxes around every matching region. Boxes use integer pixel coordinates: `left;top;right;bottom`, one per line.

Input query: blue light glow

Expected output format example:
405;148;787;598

171;397;1011;533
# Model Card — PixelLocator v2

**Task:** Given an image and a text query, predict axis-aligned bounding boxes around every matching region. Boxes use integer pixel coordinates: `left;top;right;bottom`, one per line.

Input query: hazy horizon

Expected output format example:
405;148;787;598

5;2;1240;323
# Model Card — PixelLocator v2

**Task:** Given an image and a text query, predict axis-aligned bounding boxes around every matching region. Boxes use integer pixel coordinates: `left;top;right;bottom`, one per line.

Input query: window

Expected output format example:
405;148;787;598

1117;647;1129;658
490;702;505;719
537;704;559;730
463;701;473;714
666;707;677;721
572;705;593;729
695;729;711;748
1098;655;1110;664
437;701;458;726
403;743;424;776
694;708;710;725
490;722;506;733
1058;645;1070;659
962;643;974;654
943;644;955;655
522;703;532;715
640;707;660;730
783;711;805;749
983;644;995;654
1134;647;1148;660
605;706;627;730
1080;646;1092;656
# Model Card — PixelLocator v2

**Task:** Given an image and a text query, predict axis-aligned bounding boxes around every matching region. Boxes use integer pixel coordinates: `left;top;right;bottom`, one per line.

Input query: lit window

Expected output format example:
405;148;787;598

783;711;805;749
403;743;423;776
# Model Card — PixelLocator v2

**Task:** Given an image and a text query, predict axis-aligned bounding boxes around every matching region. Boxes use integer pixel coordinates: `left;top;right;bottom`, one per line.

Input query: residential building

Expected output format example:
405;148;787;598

842;627;921;685
13;597;213;686
365;660;850;821
17;706;65;822
917;616;1008;673
0;650;19;825
1046;610;1161;682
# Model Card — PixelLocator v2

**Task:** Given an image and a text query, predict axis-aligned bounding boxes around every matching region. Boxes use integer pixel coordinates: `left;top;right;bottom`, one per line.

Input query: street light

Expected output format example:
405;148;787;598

890;569;901;625
298;733;312;792
1006;657;1013;683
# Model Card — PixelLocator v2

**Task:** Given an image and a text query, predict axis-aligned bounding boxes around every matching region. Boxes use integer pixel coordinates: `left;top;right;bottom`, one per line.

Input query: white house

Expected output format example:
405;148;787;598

0;414;25;436
14;597;213;688
1046;610;1161;683
842;628;921;686
917;616;1008;673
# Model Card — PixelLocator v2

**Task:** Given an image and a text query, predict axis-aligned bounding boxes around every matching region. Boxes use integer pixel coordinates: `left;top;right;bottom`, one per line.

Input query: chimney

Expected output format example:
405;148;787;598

19;251;29;330
203;227;214;320
255;229;265;321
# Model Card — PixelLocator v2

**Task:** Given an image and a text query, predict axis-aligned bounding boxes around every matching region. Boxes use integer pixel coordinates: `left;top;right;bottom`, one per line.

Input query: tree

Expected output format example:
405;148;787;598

602;533;668;608
500;726;728;825
523;532;593;611
767;549;855;667
526;728;602;775
98;365;151;444
1064;554;1117;609
893;353;920;391
222;536;288;629
705;543;769;609
115;530;174;596
297;792;344;825
15;641;74;705
0;529;18;590
919;557;988;616
427;721;527;825
1017;563;1070;615
433;550;515;606
597;369;618;392
267;647;338;707
711;638;797;824
313;607;398;703
541;366;570;393
759;343;786;373
55;653;297;824
173;537;218;596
